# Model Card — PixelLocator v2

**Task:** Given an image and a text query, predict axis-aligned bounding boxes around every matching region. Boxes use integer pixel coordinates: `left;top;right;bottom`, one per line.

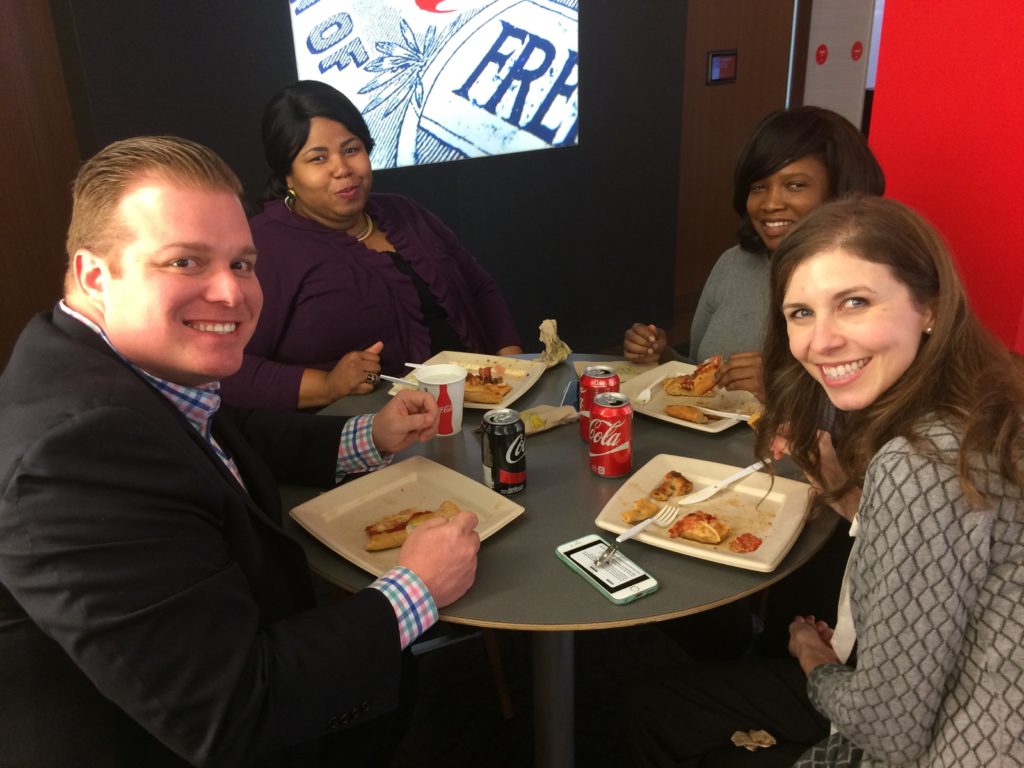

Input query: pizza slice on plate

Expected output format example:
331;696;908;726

622;497;659;523
667;511;730;544
465;365;513;404
650;470;694;501
364;500;462;551
663;404;708;424
663;355;722;397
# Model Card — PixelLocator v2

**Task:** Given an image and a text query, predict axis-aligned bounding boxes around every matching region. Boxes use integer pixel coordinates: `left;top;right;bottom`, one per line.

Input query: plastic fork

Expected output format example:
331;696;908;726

594;503;680;566
634;374;668;405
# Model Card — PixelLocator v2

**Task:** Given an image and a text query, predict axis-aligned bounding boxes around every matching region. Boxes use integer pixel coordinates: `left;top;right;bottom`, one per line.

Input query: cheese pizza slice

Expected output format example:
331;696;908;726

667;511;730;545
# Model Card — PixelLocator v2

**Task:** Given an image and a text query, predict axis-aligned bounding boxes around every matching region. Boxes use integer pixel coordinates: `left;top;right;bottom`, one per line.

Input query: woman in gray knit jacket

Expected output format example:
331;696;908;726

757;196;1024;766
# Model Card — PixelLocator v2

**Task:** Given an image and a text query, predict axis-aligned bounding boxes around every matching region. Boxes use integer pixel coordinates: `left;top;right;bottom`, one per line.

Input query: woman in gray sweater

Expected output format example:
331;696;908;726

760;196;1024;765
627;197;1023;766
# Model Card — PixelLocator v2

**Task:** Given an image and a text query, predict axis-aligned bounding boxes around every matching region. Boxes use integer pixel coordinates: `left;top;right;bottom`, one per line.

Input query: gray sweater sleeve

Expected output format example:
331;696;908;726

806;437;994;763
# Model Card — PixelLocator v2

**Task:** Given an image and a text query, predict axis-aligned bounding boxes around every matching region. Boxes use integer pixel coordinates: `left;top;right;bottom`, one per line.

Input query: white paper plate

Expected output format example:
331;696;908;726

594;454;812;572
618;361;761;433
290;456;525;576
387;351;548;410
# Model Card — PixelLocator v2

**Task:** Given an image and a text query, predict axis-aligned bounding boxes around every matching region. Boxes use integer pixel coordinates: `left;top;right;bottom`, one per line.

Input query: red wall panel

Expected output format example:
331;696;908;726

868;0;1024;352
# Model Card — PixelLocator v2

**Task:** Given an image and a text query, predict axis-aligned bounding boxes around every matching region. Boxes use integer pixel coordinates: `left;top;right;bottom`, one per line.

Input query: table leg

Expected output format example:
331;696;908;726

532;630;574;768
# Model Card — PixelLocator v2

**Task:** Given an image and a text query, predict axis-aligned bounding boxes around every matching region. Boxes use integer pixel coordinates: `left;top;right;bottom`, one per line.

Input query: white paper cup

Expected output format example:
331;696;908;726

414;364;467;437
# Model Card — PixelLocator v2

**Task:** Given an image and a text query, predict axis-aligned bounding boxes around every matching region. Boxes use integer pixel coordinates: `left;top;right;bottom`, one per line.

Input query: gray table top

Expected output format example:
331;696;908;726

280;355;837;631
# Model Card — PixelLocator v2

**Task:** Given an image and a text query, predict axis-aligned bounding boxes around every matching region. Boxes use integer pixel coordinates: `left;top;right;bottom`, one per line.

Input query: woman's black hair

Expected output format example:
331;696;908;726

732;106;885;252
260;80;375;203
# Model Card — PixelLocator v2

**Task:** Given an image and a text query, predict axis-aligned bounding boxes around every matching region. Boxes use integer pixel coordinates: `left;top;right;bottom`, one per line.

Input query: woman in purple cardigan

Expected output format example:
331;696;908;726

221;81;522;410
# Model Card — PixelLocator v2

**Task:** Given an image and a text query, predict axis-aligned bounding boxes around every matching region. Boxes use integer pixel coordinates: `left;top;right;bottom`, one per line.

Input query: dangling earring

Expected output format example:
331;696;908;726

284;187;297;211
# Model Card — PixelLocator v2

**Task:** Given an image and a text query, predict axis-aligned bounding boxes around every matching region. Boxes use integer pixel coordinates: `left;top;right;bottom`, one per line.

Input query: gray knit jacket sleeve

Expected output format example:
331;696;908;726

804;426;999;765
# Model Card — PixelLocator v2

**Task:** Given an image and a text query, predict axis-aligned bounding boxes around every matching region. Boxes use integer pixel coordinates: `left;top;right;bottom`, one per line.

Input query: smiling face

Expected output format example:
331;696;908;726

79;179;263;386
286;116;373;233
783;248;934;412
746;155;830;252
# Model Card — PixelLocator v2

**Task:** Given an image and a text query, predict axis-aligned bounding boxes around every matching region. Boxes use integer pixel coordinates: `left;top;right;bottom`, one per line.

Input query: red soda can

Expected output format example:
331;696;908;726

588;392;633;477
578;365;620;441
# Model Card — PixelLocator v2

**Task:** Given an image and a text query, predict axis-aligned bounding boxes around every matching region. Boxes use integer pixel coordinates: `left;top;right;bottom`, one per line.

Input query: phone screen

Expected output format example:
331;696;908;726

561;538;651;592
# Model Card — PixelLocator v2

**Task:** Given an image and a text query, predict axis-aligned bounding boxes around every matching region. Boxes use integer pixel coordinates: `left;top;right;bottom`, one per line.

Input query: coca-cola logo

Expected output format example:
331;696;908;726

589;418;625;449
439;404;453;414
504;434;526;464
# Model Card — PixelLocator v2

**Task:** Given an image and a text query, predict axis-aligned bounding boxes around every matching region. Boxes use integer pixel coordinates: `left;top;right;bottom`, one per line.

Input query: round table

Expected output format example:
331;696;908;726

280;355;837;767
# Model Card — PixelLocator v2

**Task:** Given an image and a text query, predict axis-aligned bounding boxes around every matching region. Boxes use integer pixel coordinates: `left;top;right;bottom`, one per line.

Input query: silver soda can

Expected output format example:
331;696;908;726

481;408;526;495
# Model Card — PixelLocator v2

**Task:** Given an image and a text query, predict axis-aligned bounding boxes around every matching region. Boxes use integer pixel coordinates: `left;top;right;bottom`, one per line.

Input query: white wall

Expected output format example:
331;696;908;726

801;0;875;126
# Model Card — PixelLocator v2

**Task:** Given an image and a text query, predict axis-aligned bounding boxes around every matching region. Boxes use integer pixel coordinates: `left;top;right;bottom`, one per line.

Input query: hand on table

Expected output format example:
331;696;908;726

788;615;841;676
623;323;667;364
716;351;765;402
399;511;480;607
371;389;438;454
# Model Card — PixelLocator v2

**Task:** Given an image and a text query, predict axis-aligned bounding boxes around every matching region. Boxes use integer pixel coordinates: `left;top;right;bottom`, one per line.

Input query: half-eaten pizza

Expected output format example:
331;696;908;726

651;470;694;501
364;500;462;551
663;355;723;397
667;511;730;544
465;366;513;404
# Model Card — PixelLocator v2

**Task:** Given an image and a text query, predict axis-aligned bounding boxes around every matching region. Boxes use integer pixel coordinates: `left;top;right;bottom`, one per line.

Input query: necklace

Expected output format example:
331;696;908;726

355;212;374;242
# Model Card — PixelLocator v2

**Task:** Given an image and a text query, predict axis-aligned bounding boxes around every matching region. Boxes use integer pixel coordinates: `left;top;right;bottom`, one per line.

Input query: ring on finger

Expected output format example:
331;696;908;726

365;372;380;385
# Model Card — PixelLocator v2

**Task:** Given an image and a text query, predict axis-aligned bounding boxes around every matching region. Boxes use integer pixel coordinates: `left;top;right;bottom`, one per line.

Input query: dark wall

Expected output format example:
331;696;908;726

53;0;686;353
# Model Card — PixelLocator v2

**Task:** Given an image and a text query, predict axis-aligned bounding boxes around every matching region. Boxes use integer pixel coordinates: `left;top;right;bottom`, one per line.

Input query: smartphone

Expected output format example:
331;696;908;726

555;534;659;604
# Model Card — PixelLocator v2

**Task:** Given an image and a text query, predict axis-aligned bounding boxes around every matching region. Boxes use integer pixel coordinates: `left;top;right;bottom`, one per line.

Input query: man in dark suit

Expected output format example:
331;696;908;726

0;136;479;766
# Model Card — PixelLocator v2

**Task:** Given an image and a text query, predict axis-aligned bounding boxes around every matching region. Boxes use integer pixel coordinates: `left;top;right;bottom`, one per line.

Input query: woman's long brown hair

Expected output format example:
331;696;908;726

754;196;1024;505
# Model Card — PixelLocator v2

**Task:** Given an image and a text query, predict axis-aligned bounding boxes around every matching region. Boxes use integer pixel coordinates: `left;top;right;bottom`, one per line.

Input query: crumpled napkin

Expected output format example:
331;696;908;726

537;319;572;368
519;405;578;435
731;729;777;752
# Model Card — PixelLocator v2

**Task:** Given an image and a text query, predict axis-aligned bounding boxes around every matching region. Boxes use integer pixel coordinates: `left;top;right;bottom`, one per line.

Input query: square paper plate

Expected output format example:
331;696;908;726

594;454;812;572
290;455;525;576
387;351;547;410
619;361;761;433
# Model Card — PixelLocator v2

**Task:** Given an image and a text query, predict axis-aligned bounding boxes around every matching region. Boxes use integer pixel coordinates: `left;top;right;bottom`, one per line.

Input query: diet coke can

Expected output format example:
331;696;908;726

578;366;620;441
481;408;526;495
588;392;633;478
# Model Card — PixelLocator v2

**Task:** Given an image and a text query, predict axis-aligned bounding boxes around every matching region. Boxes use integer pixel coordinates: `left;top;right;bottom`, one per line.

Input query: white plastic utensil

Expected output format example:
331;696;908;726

677;460;767;506
616;502;681;543
634;374;668;405
380;374;418;387
404;362;424;369
594;503;680;566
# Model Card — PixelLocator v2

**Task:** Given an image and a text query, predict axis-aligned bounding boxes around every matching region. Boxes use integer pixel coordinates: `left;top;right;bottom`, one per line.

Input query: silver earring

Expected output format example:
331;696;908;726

284;188;297;211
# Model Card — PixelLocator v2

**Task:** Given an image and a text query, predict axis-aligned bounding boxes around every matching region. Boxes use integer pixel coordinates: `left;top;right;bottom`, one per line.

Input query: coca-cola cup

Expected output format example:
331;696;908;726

413;364;467;437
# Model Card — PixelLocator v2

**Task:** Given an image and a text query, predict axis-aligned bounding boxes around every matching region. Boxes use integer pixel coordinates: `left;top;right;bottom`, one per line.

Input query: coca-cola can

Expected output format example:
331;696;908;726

588;392;633;478
481;408;526;495
578;365;620;441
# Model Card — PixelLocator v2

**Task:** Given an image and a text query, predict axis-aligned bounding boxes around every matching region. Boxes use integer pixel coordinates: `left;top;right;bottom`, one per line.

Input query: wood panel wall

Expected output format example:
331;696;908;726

671;0;808;351
0;1;79;367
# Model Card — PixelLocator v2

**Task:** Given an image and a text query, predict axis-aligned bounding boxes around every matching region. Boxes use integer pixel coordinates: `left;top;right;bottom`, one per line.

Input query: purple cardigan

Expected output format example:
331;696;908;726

221;194;521;409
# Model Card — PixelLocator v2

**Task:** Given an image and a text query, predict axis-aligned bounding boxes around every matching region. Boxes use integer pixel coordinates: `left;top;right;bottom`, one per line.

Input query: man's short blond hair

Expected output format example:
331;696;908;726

64;136;243;282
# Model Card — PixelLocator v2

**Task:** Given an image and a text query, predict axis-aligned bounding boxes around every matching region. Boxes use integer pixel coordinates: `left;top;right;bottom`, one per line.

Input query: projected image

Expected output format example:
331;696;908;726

288;0;578;169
